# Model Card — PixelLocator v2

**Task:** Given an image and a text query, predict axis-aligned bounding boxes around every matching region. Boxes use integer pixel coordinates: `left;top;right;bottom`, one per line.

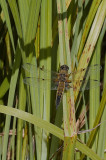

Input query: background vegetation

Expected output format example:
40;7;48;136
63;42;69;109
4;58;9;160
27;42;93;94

0;0;106;160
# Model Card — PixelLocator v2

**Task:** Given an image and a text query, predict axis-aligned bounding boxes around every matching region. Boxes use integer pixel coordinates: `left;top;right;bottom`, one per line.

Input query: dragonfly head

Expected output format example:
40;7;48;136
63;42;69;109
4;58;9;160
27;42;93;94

60;65;69;71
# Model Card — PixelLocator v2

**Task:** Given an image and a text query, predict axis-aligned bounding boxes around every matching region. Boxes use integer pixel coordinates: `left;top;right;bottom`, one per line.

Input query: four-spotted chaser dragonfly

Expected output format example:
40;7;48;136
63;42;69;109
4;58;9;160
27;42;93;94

23;63;101;108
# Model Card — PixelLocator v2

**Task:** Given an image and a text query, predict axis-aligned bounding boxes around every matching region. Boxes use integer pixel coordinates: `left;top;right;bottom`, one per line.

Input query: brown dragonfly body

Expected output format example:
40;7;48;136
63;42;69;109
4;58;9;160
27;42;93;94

23;63;101;108
54;65;70;108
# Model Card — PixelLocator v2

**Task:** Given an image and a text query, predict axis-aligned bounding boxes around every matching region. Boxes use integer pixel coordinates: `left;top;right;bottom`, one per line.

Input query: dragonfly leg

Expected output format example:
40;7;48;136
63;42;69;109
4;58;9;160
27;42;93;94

65;82;73;90
66;80;72;83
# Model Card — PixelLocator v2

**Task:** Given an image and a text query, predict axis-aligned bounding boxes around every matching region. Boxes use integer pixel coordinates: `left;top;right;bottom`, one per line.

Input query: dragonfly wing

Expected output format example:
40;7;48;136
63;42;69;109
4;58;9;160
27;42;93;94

80;79;101;91
66;79;101;91
68;64;102;80
23;77;58;90
85;64;102;73
23;63;58;79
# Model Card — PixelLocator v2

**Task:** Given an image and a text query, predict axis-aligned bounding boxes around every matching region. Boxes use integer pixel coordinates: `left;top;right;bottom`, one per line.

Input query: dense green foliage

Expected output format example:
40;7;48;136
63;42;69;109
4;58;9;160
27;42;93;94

0;0;106;160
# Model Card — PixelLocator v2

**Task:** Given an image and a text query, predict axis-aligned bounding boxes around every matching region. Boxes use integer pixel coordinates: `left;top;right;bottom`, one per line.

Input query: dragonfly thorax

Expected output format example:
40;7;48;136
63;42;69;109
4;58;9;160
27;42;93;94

58;74;68;82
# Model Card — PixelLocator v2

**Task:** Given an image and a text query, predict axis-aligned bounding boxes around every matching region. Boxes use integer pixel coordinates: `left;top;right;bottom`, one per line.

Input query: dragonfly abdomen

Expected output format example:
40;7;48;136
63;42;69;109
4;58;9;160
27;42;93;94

56;82;65;108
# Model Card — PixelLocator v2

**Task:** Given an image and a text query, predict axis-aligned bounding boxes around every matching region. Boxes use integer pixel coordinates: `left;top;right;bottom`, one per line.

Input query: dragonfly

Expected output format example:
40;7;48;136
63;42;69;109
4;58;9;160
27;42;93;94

23;63;101;108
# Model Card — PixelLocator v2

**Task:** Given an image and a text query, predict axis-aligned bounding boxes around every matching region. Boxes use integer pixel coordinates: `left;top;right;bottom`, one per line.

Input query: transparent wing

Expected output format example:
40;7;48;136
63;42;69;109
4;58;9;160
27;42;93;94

23;63;59;90
23;63;58;79
23;63;101;91
23;77;58;90
23;76;101;91
68;64;102;80
23;63;101;80
65;79;101;91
